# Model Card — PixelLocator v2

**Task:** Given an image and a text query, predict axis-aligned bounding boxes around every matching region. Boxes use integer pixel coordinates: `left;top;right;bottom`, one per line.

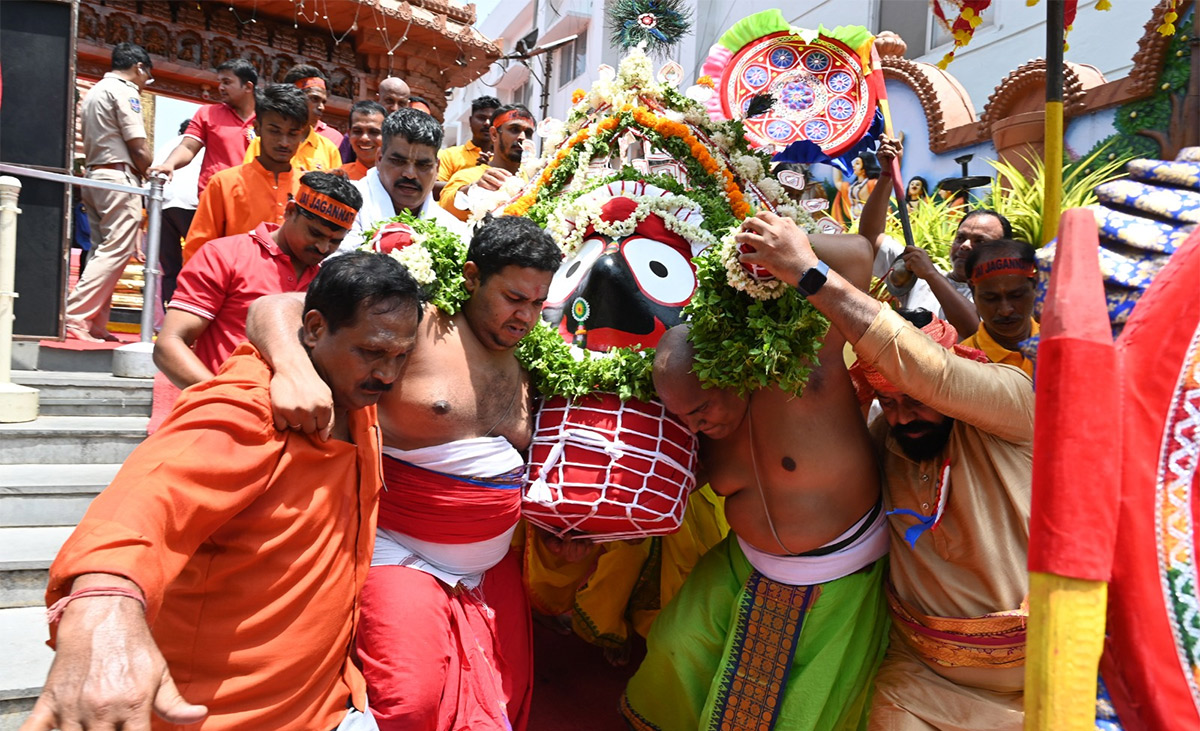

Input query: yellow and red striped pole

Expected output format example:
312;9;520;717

1041;0;1065;244
1025;9;1112;731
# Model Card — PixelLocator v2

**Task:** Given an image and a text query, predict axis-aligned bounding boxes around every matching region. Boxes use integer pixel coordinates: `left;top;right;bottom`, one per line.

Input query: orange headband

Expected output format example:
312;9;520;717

492;109;530;129
295;185;357;229
970;257;1036;285
295;77;326;91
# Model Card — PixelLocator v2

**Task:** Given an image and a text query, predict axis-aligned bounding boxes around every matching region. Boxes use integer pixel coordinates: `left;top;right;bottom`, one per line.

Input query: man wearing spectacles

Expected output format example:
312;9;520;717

64;42;154;342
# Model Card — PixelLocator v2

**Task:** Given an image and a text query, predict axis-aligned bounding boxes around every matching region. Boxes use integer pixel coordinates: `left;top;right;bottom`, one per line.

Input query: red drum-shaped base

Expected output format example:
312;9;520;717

523;394;699;542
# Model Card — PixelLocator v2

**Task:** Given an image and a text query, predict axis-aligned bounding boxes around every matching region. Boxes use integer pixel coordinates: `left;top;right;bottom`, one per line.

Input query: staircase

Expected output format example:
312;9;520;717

0;343;151;729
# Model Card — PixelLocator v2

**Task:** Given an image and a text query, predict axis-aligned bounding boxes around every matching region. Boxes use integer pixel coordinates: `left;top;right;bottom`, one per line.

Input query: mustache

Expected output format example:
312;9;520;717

893;421;939;438
360;378;393;393
393;178;420;189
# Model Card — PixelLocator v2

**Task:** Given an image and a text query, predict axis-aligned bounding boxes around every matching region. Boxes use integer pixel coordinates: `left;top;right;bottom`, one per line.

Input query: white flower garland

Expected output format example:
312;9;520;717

388;243;437;285
465;174;529;222
719;232;789;300
546;189;719;257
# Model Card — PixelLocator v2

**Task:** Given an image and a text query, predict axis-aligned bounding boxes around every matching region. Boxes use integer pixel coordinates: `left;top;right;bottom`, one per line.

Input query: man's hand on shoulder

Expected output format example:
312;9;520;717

270;367;334;442
22;576;208;731
734;211;819;286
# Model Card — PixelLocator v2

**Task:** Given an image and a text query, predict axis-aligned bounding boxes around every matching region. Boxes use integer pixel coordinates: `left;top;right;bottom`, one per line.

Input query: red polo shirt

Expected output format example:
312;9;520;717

169;222;318;372
315;119;344;146
185;103;256;193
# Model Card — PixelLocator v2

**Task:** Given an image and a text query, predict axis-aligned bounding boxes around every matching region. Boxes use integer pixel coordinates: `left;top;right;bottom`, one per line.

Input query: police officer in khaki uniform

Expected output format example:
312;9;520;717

65;42;154;342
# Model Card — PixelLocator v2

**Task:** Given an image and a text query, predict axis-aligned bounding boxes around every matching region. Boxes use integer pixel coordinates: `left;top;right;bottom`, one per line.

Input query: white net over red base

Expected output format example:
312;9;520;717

523;394;699;542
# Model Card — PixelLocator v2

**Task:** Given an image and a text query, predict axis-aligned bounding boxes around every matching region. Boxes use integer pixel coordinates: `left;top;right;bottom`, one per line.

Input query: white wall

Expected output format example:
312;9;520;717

908;0;1158;114
446;0;1158;142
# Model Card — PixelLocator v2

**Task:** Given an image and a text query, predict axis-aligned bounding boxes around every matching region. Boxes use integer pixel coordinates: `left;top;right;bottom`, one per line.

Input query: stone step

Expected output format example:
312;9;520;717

0;416;147;464
0;526;73;609
0;464;118;528
10;370;152;417
0;606;53;729
34;343;116;374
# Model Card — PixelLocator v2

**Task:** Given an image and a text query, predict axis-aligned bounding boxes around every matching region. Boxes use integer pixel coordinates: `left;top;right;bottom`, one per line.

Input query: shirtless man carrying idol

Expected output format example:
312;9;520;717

247;215;561;731
621;230;890;731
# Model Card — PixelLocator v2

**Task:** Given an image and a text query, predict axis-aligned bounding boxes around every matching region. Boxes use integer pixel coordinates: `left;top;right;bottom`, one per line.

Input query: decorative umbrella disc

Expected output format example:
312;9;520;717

720;31;875;157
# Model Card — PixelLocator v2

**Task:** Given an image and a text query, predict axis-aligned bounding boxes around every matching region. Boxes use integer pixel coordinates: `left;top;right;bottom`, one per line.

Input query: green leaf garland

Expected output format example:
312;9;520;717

685;244;829;397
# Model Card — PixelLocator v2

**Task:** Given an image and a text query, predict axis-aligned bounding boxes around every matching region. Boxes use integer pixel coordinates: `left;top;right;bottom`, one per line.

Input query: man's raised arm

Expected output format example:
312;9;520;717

736;211;1032;441
245;292;334;439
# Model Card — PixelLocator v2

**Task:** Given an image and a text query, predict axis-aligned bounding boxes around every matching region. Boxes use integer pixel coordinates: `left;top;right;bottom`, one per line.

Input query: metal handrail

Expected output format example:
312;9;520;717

0;162;164;344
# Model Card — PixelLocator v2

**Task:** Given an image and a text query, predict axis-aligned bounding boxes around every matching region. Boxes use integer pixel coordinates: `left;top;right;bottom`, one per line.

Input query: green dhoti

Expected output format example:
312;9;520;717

621;533;889;731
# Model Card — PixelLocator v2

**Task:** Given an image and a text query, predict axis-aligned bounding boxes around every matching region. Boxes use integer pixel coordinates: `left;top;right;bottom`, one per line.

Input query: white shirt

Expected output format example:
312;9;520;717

339;167;468;252
152;134;202;210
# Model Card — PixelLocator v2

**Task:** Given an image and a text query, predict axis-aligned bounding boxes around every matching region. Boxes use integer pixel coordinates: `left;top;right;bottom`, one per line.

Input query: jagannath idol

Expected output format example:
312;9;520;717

360;8;885;660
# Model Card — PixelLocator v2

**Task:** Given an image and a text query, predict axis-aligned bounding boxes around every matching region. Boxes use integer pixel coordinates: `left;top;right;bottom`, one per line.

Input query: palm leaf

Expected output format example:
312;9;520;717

980;142;1130;246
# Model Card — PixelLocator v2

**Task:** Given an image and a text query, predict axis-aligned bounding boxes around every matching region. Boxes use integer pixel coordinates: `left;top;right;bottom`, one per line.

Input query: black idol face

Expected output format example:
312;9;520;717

542;208;701;351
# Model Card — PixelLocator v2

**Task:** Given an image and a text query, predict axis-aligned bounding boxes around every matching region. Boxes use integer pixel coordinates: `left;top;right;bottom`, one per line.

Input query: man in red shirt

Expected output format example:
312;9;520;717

154;172;362;389
25;252;424;731
149;59;257;195
183;84;309;262
340;101;386;181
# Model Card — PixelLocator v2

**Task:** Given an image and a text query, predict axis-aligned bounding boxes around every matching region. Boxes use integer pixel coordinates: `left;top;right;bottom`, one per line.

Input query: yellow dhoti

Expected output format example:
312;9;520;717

523;484;729;648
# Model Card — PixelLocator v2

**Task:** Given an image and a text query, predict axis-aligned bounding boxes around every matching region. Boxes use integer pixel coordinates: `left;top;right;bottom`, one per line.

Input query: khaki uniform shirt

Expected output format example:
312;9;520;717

856;307;1033;621
81;72;145;167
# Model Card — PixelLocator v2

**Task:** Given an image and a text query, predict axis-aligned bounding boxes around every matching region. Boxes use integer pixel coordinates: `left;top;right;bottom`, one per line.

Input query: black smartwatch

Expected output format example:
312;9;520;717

795;260;830;297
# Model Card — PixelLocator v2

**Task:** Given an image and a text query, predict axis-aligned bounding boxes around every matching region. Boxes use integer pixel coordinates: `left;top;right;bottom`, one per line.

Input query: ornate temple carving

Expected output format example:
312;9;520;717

76;0;501;126
875;31;978;155
980;59;1100;132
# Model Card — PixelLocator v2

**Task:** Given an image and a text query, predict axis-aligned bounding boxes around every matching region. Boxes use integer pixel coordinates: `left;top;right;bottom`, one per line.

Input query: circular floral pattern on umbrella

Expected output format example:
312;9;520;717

828;97;855;121
803;119;831;142
780;81;815;111
803;51;830;72
743;64;769;88
720;31;875;157
827;70;854;93
767;120;795;141
769;47;797;70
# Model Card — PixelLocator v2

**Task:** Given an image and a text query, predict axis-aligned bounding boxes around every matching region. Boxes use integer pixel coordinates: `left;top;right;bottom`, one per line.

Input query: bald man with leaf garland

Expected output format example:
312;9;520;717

621;230;890;731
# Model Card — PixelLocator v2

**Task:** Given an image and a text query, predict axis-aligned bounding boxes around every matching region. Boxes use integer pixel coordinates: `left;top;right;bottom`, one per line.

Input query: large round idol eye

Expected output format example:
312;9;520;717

546;236;604;305
623;237;697;305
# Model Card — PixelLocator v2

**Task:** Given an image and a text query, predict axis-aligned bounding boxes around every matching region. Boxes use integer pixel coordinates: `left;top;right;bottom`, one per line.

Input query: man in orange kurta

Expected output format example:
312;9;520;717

183;83;311;263
24;253;424;731
439;104;535;222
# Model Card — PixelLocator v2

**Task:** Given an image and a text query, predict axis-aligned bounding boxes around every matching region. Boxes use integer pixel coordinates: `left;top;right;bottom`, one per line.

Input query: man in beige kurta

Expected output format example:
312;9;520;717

66;42;154;341
732;210;1034;731
855;312;1032;730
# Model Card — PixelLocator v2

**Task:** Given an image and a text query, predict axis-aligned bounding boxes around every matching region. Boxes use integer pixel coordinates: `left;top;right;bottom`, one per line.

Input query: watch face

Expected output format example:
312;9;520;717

798;262;828;295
